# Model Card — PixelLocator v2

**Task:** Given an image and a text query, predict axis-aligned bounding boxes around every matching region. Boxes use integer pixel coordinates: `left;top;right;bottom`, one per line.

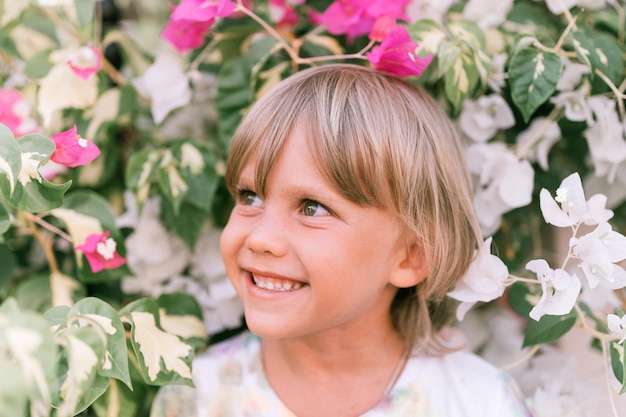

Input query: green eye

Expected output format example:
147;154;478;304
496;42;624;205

302;200;330;216
239;190;263;207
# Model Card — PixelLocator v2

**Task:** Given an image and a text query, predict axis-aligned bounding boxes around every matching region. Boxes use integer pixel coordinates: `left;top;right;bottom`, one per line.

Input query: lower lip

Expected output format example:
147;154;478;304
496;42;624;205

245;272;307;299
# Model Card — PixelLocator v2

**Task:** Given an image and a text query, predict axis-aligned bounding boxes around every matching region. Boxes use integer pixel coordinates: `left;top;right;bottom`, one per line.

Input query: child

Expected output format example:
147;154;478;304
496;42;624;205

151;64;533;416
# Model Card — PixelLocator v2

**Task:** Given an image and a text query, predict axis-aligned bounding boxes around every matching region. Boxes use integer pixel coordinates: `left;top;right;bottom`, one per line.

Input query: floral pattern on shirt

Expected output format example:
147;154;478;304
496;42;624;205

150;332;534;417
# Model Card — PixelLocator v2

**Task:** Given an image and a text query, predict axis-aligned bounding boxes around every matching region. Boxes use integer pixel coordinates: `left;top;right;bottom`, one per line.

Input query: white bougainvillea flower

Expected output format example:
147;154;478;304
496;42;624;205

37;61;98;127
539;172;613;227
66;44;102;80
584;162;626;209
607;313;626;344
584;96;626;182
556;57;589;91
463;0;513;29
545;0;577;14
550;85;592;123
570;222;626;289
448;237;509;320
466;142;534;234
526;259;581;321
406;0;458;25
487;53;507;93
132;51;192;124
121;197;191;291
515;117;561;171
458;95;515;143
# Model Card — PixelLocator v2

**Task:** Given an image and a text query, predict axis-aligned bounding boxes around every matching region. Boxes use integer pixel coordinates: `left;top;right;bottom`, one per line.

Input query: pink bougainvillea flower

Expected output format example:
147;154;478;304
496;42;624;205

50;125;101;168
0;88;39;136
162;14;212;53
171;0;237;22
67;45;102;80
76;231;127;273
269;0;300;27
369;14;396;41
366;25;433;77
313;0;410;43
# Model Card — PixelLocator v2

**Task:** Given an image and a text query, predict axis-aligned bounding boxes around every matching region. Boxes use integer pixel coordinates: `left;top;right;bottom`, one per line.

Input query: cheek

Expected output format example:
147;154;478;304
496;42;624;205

219;218;243;265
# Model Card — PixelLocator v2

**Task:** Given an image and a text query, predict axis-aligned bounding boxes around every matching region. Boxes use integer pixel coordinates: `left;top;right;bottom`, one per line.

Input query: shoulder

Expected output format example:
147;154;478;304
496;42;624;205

387;350;533;417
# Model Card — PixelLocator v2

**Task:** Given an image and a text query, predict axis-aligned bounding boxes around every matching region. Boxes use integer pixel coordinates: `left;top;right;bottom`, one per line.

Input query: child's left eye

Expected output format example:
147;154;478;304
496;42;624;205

302;200;330;217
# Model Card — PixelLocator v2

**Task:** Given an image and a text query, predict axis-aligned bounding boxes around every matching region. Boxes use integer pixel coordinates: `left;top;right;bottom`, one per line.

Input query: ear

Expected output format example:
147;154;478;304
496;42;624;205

389;242;429;288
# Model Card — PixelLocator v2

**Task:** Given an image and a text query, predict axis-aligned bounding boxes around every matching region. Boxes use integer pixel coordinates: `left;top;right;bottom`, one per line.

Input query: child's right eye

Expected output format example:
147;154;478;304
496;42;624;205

238;189;264;208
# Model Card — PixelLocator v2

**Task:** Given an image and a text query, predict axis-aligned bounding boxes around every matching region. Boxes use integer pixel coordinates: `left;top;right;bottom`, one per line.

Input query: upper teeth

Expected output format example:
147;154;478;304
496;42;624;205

252;274;303;291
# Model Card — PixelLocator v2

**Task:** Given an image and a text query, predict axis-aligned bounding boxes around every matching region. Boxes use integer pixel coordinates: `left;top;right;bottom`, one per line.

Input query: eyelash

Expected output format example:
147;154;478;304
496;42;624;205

235;188;332;217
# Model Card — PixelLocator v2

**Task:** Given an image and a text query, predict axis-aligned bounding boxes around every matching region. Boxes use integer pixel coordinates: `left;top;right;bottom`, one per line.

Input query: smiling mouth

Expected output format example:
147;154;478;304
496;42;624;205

251;273;304;291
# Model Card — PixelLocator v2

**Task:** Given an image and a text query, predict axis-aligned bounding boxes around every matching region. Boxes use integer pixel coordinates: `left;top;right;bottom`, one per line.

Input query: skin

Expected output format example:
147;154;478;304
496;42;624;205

220;128;427;416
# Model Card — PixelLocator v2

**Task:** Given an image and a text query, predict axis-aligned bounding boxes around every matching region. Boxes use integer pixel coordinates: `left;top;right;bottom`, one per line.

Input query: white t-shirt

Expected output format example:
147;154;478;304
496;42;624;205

151;331;534;417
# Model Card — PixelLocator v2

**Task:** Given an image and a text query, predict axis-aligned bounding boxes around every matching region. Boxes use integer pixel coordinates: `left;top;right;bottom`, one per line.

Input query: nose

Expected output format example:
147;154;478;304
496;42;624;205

245;209;289;257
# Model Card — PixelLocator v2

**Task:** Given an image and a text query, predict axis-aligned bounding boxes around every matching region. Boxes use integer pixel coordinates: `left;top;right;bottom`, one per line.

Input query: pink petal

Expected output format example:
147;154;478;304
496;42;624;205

369;15;396;41
67;45;102;80
50;125;101;168
172;0;236;22
366;26;432;77
76;232;127;273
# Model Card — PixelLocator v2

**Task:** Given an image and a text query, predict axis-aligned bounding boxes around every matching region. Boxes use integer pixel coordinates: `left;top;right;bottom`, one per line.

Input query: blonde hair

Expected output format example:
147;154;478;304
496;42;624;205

225;64;482;351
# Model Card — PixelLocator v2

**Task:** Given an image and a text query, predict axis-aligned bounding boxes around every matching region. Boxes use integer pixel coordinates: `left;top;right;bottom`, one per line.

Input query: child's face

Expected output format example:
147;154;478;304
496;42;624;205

220;129;408;340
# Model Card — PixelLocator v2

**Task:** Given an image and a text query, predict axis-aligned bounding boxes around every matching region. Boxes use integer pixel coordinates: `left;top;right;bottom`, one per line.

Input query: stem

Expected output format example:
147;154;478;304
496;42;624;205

499;345;541;371
601;340;620;417
25;213;59;273
594;68;626;121
505;275;541;285
93;0;103;48
40;6;81;42
101;57;127;85
233;1;373;67
573;303;613;341
24;212;73;243
554;9;583;52
235;1;300;63
189;35;221;73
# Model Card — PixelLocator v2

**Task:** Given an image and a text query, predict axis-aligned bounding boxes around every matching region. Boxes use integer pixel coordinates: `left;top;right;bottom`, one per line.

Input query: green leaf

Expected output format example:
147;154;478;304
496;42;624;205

610;341;626;394
68;298;132;389
44;305;70;327
571;29;623;87
125;148;159;207
0;298;59;416
156;150;188;215
74;0;94;28
161;200;207;249
0;201;10;234
157;293;208;350
0;357;29;417
444;53;480;116
15;275;52;313
91;378;143;417
437;41;462;75
216;37;278;146
508;47;562;123
406;18;445;55
53;326;107;417
121;298;194;386
61;190;120;235
0;124;21;197
522;310;577;347
0;245;16;292
23;49;53;79
506;282;534;318
0;133;72;213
